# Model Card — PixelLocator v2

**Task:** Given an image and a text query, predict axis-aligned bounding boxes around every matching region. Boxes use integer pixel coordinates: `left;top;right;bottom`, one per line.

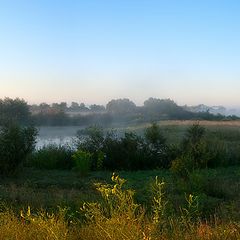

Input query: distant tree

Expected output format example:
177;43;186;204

89;104;105;112
51;102;67;111
106;98;137;114
143;98;193;120
59;102;67;111
39;103;50;112
79;103;89;111
70;102;79;110
51;103;59;109
0;97;31;125
144;98;177;113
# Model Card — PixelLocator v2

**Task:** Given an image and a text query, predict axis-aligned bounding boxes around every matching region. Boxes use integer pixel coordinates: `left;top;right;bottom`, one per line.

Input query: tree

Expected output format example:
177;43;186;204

171;124;210;178
145;122;166;150
0;97;31;125
79;103;89;111
51;102;67;112
143;98;193;120
89;104;105;112
39;103;50;113
0;123;38;175
145;123;169;168
106;98;137;114
70;102;79;110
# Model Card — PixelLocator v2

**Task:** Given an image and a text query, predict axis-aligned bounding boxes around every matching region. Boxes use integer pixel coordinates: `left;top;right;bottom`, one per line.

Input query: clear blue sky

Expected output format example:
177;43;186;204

0;0;240;106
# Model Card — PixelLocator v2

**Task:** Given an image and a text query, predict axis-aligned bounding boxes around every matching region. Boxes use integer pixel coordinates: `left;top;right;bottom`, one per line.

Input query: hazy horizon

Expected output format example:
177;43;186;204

1;1;240;108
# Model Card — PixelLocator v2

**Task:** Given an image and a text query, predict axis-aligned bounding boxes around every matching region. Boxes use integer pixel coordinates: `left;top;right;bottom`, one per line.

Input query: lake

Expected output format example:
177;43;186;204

36;126;84;149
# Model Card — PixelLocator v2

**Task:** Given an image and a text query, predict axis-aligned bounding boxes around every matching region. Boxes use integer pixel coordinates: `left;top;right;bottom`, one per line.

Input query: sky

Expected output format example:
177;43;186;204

0;0;240;107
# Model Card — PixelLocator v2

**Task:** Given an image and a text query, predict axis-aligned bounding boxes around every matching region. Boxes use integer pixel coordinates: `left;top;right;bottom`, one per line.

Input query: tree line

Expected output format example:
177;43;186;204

0;97;238;126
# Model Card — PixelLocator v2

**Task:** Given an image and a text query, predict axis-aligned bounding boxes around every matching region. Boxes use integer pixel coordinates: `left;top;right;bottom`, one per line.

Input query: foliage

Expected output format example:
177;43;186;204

72;150;92;176
77;125;105;153
0;123;37;176
76;123;170;171
171;124;211;177
143;97;195;120
0;207;70;239
0;97;31;125
151;177;168;225
76;126;106;170
180;194;200;226
82;173;140;220
0;169;240;239
145;122;169;168
28;144;73;170
106;98;137;114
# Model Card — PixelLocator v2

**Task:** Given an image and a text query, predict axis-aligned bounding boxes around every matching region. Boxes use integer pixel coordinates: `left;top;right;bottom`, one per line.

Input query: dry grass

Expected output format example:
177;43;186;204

159;120;240;126
0;208;240;240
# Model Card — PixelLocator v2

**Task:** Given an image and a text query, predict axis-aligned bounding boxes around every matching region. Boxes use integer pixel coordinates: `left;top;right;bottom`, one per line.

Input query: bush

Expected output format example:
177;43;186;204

144;123;169;168
76;125;105;153
76;124;171;171
171;124;210;177
0;124;37;176
72;150;92;176
76;125;106;170
28;144;73;170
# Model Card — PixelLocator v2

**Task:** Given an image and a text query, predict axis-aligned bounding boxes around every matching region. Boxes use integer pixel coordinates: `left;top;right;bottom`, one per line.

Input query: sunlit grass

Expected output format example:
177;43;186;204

0;173;240;239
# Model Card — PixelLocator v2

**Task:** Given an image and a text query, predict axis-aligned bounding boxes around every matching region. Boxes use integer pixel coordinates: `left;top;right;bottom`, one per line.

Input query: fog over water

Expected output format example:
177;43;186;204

36;126;83;149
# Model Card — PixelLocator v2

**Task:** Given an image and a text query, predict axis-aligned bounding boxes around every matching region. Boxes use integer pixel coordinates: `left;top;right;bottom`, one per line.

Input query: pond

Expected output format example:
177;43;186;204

36;126;84;149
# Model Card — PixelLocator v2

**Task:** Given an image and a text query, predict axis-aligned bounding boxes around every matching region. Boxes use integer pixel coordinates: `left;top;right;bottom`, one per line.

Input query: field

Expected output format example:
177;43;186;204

1;120;240;239
37;120;240;147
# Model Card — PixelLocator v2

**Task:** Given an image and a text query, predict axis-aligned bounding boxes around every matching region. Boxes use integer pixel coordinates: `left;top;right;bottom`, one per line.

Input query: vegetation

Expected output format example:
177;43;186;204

0;123;37;176
1;97;237;127
72;150;92;176
0;170;240;239
0;97;31;125
27;145;73;170
1;110;240;238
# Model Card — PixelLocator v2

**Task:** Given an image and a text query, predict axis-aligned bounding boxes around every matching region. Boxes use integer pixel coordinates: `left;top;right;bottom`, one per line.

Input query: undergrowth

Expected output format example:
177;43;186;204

0;174;240;239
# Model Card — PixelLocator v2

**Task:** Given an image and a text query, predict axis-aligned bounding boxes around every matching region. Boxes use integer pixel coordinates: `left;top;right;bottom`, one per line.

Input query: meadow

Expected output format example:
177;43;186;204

1;120;240;239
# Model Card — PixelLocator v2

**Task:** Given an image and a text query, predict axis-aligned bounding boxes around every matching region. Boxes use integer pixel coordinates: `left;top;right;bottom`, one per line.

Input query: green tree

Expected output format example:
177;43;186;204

0;97;31;125
0;123;38;176
145;122;169;168
171;123;210;178
145;122;166;151
106;98;136;114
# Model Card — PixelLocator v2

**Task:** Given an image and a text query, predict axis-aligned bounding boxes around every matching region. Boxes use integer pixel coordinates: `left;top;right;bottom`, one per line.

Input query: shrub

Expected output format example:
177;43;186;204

76;125;106;170
0;124;37;176
145;123;170;168
72;150;92;176
151;177;168;225
171;154;194;178
77;124;171;171
28;144;73;170
81;173;141;222
145;122;166;150
171;124;210;177
76;125;104;153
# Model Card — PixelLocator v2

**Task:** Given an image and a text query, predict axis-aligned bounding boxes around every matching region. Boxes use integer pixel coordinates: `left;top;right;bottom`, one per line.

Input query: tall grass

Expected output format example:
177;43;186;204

1;174;240;240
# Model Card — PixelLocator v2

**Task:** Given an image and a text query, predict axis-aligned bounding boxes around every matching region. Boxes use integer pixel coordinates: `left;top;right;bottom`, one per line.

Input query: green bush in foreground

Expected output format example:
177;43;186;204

28;144;73;170
72;150;92;176
0;124;37;176
171;124;211;178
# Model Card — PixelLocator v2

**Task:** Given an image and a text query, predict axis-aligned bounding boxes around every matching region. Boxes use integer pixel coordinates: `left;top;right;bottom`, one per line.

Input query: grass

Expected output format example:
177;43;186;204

1;168;240;239
1;167;240;215
2;120;240;239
